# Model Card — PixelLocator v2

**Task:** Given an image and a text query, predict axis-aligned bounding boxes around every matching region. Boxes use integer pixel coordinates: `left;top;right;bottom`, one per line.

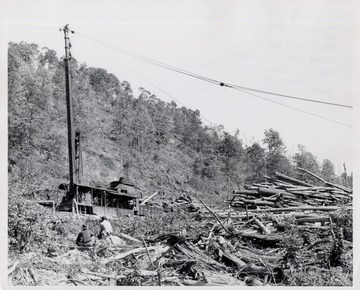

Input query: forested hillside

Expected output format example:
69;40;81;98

8;41;352;202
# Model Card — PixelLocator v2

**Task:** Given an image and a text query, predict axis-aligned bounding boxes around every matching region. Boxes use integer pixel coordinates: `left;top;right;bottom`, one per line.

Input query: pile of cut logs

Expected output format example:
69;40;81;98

229;168;352;211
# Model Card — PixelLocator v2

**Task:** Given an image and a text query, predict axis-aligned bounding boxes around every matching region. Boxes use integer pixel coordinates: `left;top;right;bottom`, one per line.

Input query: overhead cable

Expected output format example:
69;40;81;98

81;35;217;127
233;87;352;128
76;31;352;109
75;31;352;127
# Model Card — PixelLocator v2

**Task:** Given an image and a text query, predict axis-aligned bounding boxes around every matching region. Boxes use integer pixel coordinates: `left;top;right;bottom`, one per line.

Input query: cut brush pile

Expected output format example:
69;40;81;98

8;169;352;286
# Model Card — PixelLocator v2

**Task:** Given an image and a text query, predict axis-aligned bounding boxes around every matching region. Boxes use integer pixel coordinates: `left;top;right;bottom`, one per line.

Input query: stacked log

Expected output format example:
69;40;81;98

230;170;352;210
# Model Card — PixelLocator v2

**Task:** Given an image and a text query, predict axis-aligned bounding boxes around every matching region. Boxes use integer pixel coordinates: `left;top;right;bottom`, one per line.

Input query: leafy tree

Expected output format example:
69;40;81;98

87;67;121;100
321;159;336;182
262;129;292;175
144;91;173;147
293;145;320;183
130;89;154;154
294;145;320;172
244;142;266;183
39;47;59;69
217;132;245;189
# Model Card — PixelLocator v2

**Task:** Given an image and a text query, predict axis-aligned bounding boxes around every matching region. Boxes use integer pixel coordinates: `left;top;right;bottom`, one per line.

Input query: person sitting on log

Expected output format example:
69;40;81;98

76;224;96;247
98;216;113;240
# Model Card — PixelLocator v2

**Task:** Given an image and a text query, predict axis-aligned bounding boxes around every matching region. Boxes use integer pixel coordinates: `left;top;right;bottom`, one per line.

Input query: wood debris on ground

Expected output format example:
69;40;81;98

8;169;352;286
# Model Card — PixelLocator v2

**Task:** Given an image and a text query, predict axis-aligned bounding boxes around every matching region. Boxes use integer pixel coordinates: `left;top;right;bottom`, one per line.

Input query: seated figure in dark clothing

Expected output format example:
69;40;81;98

76;224;96;247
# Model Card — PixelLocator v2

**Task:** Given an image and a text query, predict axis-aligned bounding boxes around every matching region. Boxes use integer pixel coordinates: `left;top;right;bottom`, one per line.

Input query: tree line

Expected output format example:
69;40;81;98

8;41;352;202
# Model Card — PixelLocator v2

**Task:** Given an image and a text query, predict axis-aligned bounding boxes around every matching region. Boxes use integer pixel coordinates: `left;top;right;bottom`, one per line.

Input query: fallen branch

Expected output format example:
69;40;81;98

160;276;183;286
142;237;153;266
27;268;38;285
119;232;142;244
84;270;121;279
205;223;218;251
253;218;271;235
297;167;352;193
81;270;94;286
175;243;227;271
101;245;169;265
275;172;314;187
236;248;279;264
232;190;259;196
248;206;342;213
141;191;159;205
217;248;247;268
135;269;158;276
19;268;30;285
199;199;231;234
295;216;329;225
65;278;88;286
8;260;19;276
238;232;282;247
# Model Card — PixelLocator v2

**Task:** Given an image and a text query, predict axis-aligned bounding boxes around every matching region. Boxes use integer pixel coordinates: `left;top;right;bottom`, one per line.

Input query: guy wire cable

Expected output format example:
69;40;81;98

82;35;218;127
76;31;352;109
228;83;352;108
75;31;352;127
233;87;352;128
76;32;220;86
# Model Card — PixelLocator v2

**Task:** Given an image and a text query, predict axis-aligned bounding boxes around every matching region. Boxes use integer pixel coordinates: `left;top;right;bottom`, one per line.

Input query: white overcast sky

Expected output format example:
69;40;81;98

1;0;359;173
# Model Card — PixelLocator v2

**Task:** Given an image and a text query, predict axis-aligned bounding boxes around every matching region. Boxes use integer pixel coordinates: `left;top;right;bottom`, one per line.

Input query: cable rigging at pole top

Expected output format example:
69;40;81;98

72;30;352;128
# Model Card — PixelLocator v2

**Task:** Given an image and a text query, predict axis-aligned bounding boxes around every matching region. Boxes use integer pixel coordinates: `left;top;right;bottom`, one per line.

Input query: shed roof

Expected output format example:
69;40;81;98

58;183;140;198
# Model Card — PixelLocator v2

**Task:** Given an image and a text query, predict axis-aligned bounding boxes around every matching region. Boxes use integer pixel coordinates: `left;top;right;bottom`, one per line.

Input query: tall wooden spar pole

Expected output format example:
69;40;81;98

60;24;76;198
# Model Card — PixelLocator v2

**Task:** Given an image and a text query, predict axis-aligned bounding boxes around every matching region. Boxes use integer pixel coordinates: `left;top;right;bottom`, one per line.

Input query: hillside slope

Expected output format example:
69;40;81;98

8;41;351;204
